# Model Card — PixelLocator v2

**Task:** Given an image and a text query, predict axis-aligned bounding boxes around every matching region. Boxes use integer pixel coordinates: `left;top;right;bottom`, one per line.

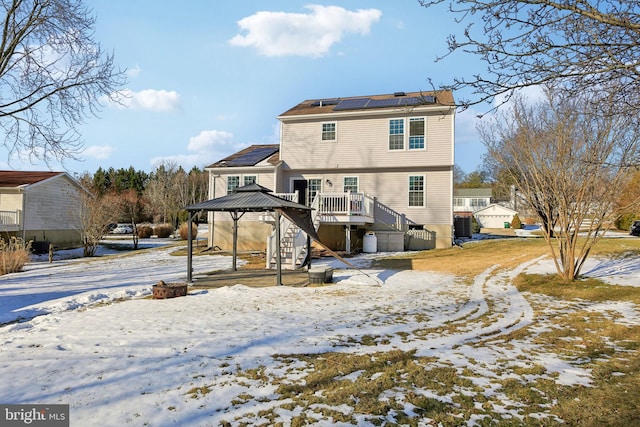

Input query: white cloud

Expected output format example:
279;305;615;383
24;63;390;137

229;5;382;57
152;130;246;170
187;130;234;152
110;89;181;112
82;145;115;160
126;65;142;78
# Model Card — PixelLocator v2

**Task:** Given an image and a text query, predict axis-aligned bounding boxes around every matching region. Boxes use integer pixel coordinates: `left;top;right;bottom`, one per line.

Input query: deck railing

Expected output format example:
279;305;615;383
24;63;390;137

317;192;374;218
0;210;19;225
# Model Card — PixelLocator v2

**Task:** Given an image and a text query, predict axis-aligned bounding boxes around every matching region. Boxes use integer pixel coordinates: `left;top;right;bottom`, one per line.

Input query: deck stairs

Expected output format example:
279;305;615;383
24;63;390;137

266;196;322;270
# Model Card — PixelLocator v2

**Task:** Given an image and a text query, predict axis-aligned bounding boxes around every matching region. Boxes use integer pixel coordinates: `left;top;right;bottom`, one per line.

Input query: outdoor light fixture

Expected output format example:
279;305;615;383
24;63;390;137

325;179;332;187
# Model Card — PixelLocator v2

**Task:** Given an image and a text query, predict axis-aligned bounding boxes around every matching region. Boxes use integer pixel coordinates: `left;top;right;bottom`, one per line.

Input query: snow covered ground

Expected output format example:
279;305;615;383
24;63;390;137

0;237;638;426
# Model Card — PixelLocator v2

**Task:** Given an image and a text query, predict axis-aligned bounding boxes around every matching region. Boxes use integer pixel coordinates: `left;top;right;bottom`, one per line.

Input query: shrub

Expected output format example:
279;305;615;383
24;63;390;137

524;217;537;225
137;225;153;238
511;214;523;229
616;213;636;232
178;222;198;240
154;224;174;238
0;237;31;275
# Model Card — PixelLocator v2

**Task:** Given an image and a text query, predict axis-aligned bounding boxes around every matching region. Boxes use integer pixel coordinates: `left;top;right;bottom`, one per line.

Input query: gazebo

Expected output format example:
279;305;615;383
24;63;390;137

183;183;318;286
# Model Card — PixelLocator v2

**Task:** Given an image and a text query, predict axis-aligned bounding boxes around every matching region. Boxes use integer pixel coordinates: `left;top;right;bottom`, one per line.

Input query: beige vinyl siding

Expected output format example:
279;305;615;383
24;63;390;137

24;177;81;231
0;191;23;212
207;168;279;242
281;110;453;170
282;169;452;226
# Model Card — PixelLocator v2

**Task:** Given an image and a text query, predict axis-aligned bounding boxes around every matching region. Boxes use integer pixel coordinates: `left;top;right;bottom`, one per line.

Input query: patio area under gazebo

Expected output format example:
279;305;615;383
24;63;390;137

183;183;326;287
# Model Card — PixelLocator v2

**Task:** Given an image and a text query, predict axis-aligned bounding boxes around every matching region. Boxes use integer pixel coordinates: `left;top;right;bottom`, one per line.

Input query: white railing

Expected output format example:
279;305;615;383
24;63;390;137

317;192;374;218
272;191;299;203
0;210;19;225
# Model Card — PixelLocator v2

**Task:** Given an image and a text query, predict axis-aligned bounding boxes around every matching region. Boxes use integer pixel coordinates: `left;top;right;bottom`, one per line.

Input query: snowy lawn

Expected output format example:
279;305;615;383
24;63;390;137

0;237;639;426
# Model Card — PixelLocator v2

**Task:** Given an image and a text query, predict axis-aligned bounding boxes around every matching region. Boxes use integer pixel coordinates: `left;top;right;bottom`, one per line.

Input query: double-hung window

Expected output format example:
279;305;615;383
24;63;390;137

227;176;240;194
390;117;426;150
343;176;359;193
227;175;255;194
389;119;404;150
408;175;425;207
322;122;336;141
471;198;487;208
409;118;425;150
308;178;322;204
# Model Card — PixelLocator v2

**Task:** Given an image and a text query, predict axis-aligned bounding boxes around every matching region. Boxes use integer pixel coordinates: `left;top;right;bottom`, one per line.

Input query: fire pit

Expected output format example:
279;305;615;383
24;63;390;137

152;280;188;299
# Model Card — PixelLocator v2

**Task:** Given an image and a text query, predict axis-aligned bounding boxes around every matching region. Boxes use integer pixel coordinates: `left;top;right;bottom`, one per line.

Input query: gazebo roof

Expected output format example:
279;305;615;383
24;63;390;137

184;183;312;213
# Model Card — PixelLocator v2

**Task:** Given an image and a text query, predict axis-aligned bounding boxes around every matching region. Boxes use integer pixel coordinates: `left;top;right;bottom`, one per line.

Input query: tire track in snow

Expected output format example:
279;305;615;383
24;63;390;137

416;257;542;355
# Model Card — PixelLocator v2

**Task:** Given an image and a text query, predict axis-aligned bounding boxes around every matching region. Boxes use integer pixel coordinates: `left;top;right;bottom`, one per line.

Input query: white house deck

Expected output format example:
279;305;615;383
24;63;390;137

272;192;375;224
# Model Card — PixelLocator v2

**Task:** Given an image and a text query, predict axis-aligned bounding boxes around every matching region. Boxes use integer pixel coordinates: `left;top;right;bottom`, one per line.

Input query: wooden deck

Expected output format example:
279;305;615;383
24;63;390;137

190;268;311;288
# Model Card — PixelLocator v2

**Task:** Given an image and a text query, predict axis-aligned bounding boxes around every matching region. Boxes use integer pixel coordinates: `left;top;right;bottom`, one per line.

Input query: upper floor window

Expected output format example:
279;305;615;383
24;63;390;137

408;175;425;207
471;198;487;208
243;175;257;186
227;176;240;194
343;176;359;193
453;198;465;207
322;122;336;141
389;119;404;150
409;118;425;150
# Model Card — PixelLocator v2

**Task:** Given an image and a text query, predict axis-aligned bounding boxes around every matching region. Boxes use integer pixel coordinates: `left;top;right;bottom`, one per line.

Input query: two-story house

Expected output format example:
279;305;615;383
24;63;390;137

205;90;455;264
453;188;492;217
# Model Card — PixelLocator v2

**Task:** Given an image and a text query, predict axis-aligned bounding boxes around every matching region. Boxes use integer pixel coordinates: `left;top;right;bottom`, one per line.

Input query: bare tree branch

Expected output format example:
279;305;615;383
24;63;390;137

479;85;640;282
0;0;126;164
419;0;640;114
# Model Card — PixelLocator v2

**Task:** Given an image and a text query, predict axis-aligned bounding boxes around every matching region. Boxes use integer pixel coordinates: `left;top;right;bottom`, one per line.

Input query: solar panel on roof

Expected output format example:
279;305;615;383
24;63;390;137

367;98;400;108
225;146;278;166
331;95;438;112
333;97;370;111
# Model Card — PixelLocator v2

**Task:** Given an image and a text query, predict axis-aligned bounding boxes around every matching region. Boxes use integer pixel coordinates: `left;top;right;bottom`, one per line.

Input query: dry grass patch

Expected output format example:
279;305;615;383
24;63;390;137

373;238;549;277
514;273;640;426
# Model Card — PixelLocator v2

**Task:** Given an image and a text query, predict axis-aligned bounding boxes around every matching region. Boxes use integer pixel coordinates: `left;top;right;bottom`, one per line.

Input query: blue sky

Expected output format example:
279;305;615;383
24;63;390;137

2;1;487;176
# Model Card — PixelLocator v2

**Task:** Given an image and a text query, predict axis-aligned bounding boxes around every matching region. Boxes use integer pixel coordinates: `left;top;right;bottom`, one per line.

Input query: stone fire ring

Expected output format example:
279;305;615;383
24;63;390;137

152;280;188;299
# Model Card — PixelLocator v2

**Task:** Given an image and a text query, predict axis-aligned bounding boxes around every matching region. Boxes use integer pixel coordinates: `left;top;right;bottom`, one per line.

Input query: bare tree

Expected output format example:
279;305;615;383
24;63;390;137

74;190;112;256
109;189;145;249
145;161;180;224
480;86;640;282
419;0;640;114
0;0;126;163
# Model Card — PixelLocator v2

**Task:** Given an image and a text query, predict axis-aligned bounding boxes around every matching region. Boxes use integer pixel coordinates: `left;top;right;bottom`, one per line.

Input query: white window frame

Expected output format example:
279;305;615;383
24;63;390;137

389;117;427;151
408;117;426;150
321;122;337;142
408;175;425;207
343;176;359;193
388;119;404;151
227;175;256;194
227;176;240;194
307;178;323;204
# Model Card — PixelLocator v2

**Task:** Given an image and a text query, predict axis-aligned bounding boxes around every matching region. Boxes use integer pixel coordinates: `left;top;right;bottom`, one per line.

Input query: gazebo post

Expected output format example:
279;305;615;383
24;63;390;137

187;211;194;283
275;210;282;286
231;211;239;271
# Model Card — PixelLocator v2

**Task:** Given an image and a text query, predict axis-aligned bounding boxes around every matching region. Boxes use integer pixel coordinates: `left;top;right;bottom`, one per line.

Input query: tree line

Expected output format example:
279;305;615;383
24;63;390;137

75;162;208;256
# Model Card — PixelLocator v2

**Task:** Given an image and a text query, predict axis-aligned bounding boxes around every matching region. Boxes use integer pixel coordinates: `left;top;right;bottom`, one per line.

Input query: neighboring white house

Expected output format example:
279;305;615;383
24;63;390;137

0;171;85;250
453;188;492;217
205;90;455;265
473;204;518;229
